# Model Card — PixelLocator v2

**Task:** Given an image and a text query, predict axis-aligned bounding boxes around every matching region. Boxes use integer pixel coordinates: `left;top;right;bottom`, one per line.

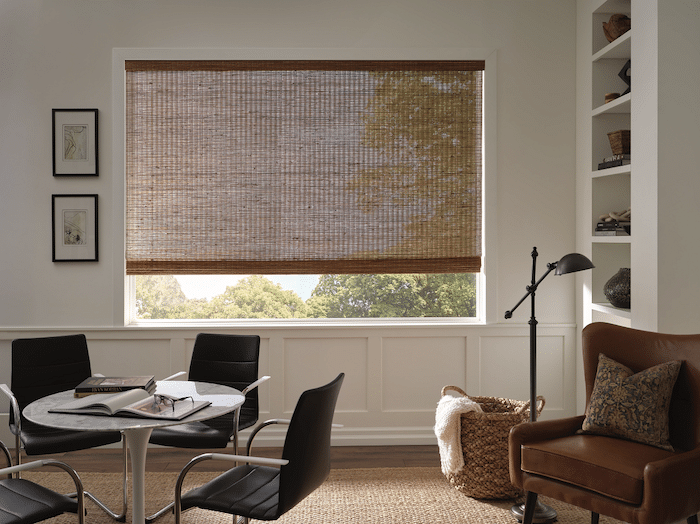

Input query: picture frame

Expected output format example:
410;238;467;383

52;194;98;262
52;109;98;176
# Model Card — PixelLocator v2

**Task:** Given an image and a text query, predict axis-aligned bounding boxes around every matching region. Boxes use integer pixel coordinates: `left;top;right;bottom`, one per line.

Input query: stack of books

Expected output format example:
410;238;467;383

74;375;156;397
598;154;631;170
595;220;630;236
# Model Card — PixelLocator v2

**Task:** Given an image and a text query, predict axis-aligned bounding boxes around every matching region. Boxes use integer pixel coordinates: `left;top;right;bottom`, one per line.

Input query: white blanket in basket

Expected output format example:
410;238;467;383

434;394;482;475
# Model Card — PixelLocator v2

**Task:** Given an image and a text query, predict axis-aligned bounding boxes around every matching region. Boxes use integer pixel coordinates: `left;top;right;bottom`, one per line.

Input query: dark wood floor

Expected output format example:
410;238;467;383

19;446;440;473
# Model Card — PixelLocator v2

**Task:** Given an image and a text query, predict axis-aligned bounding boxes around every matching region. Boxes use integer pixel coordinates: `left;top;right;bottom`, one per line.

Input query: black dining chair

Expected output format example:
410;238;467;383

174;373;344;524
0;439;85;524
147;333;268;522
1;334;127;521
149;334;267;452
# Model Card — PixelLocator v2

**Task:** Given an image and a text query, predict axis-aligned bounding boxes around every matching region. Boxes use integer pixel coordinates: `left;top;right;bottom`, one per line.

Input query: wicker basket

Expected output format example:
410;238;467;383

440;385;544;500
607;129;631;155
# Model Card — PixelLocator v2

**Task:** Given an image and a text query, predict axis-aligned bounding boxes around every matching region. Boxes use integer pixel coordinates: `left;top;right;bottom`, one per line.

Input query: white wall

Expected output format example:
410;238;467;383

0;0;579;446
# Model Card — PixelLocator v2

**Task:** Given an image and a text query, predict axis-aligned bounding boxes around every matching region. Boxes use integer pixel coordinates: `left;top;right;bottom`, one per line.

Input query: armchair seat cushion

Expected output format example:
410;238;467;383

521;434;674;505
150;419;231;449
180;464;281;520
21;421;121;455
0;478;78;524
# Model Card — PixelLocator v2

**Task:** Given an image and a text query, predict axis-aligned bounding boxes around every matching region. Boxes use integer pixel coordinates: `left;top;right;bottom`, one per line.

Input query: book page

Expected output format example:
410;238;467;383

117;395;210;420
53;388;151;414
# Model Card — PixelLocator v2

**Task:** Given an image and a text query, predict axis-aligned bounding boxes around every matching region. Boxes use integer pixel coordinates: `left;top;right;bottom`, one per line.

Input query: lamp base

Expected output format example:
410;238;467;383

511;500;557;523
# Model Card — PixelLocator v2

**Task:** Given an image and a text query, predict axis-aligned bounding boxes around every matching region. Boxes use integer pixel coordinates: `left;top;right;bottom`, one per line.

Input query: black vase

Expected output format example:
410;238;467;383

604;268;631;308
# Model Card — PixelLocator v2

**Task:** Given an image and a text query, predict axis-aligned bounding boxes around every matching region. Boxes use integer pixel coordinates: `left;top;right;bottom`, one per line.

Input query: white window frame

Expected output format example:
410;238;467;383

112;48;498;326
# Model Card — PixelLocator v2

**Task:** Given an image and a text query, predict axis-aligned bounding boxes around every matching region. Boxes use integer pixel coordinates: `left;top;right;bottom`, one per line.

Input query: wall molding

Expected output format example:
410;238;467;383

0;323;577;447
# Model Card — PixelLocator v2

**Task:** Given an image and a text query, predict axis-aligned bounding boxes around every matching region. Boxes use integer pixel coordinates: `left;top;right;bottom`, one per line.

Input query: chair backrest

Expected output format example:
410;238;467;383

188;334;261;424
11;334;93;422
582;322;700;451
278;373;344;515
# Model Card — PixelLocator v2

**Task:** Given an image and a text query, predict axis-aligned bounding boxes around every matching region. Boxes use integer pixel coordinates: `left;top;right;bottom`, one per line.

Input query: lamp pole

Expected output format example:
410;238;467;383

505;247;557;423
505;247;594;523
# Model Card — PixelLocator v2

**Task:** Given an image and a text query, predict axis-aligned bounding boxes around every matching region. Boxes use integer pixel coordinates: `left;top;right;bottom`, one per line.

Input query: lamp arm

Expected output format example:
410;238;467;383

504;262;557;319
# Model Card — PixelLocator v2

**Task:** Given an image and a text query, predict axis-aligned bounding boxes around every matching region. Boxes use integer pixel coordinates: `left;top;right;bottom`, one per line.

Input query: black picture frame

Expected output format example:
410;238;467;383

52;194;99;262
52;109;99;176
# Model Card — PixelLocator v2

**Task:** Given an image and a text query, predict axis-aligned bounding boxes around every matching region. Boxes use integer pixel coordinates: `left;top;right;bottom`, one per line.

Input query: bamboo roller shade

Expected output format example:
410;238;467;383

125;60;483;275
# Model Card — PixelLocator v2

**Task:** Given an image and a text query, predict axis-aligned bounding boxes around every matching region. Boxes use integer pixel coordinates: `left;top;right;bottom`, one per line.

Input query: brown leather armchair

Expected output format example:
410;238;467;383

509;322;700;524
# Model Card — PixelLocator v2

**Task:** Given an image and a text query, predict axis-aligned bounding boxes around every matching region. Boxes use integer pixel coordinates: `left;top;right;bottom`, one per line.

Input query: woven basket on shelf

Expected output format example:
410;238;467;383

607;129;631;155
603;14;631;43
440;385;544;500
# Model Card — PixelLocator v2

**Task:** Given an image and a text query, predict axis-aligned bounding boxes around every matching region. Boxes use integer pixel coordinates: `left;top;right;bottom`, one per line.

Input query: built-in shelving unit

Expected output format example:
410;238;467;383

578;0;700;381
583;0;632;326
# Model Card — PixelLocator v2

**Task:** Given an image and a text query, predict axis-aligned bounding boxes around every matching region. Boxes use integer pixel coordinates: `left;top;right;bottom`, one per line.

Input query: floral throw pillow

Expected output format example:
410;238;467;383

581;353;682;450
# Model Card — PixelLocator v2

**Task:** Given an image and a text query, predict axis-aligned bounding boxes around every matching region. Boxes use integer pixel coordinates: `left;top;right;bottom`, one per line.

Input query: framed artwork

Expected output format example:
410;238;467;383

52;194;98;262
52;109;98;176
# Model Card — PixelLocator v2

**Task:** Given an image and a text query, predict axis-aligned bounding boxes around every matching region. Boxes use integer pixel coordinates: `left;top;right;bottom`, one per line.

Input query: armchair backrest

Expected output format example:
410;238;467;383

278;373;344;515
582;322;700;451
188;334;261;424
11;334;93;417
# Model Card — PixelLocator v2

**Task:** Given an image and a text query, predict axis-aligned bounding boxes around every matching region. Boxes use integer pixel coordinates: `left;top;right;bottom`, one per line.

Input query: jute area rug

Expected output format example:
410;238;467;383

25;467;624;524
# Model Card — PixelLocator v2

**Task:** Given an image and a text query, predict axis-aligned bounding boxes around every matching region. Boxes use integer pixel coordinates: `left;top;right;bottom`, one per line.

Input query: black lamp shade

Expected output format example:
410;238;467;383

555;253;595;275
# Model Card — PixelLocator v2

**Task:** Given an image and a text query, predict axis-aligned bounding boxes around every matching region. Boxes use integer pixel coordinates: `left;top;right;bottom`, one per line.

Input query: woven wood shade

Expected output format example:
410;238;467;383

125;60;483;275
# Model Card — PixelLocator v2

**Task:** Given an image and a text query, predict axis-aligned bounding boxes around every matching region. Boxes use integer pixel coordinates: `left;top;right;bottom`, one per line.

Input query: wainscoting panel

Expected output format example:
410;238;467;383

381;336;466;412
283;337;368;414
0;323;577;446
478;334;568;415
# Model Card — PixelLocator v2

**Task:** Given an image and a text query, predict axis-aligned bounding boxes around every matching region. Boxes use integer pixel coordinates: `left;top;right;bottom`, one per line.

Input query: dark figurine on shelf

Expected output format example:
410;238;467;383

618;59;631;95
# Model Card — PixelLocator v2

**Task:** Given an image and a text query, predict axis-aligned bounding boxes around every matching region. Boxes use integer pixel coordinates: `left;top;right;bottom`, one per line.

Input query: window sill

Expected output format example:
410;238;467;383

126;317;483;329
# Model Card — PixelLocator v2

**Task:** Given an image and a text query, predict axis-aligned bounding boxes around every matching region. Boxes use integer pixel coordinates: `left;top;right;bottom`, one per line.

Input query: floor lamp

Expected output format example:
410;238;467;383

505;247;594;523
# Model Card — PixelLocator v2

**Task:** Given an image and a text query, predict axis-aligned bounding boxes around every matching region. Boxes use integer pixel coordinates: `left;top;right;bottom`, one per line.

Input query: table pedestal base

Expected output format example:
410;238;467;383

124;427;154;524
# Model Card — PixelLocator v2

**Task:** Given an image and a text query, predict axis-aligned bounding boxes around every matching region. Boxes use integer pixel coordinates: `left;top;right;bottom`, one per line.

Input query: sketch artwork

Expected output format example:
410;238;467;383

63;124;88;161
63;209;87;245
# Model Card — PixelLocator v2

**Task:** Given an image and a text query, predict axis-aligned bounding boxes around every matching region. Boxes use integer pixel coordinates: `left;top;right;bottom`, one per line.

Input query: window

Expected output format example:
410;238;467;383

134;273;477;319
125;60;483;320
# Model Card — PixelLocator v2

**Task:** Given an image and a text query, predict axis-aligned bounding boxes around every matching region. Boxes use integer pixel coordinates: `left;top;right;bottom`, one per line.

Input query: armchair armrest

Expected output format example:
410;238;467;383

509;415;585;488
201;452;288;467
0;384;21;436
0;459;82;477
0;458;85;513
162;371;187;381
246;417;343;455
642;447;700;523
241;375;270;395
510;415;585;445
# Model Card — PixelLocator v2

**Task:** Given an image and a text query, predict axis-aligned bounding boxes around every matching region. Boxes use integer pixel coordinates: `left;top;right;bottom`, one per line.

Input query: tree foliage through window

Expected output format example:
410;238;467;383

135;274;476;320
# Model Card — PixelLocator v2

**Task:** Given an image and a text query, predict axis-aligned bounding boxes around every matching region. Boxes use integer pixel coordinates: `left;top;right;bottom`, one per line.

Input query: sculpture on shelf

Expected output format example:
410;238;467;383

598;207;630;223
618;59;631;95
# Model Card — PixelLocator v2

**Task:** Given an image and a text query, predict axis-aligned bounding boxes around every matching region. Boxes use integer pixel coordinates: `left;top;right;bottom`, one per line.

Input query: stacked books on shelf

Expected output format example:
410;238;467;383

595;220;630;236
74;375;156;397
598;154;631;170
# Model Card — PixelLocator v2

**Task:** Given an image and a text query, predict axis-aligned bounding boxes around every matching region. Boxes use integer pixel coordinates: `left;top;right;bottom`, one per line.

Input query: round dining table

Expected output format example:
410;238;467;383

23;380;245;524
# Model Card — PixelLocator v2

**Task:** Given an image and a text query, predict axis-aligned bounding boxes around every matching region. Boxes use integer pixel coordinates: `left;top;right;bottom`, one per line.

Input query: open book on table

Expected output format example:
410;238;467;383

49;388;211;420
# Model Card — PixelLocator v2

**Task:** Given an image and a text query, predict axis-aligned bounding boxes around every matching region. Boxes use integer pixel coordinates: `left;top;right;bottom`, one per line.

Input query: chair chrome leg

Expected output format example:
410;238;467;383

14;433;21;478
84;435;128;521
146;502;174;523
